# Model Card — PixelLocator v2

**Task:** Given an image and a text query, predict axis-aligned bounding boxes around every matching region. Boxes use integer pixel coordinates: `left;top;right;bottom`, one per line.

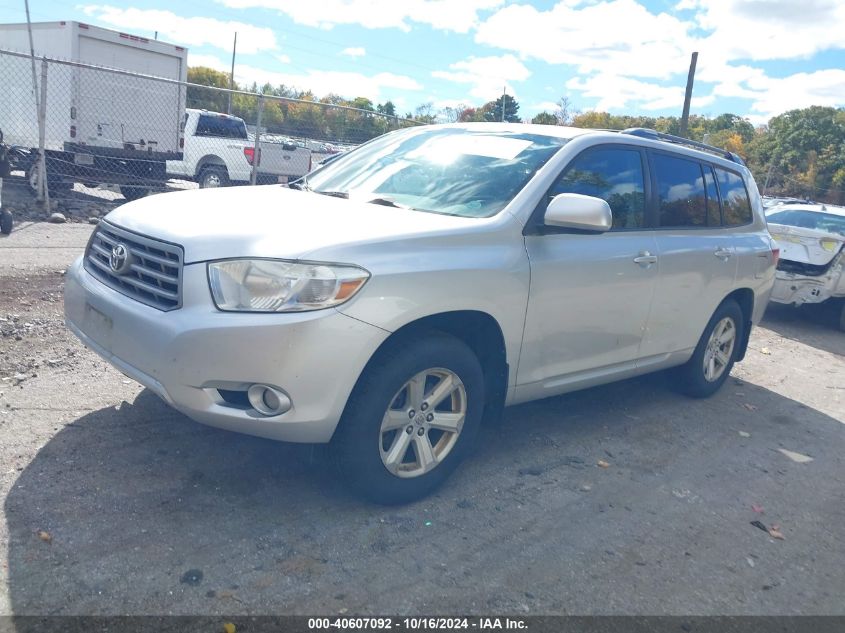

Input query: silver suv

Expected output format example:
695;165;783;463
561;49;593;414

64;124;777;503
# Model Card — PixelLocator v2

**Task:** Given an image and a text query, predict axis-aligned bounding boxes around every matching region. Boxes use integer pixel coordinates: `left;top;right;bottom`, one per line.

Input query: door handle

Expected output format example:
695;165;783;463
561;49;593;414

714;247;733;260
633;251;658;267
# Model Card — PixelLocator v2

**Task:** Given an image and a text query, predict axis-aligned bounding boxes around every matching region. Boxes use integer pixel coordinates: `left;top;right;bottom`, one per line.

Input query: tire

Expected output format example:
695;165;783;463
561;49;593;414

0;209;12;235
838;300;845;333
27;163;71;195
119;186;149;201
198;166;228;189
674;299;744;398
331;331;485;505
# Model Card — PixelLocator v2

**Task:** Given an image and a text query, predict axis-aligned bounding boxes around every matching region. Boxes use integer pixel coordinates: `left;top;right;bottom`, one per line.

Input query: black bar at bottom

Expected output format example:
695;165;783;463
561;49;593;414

2;616;845;633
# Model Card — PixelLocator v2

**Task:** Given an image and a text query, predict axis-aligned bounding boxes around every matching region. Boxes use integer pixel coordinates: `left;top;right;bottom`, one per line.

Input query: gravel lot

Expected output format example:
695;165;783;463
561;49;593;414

0;221;843;616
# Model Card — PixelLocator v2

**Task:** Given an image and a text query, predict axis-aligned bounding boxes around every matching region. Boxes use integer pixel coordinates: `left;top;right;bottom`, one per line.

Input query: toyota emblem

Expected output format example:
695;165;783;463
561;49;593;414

109;243;133;275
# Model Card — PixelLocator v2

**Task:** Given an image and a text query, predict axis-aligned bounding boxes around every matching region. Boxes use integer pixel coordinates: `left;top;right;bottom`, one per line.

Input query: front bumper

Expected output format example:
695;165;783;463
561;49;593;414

64;256;389;442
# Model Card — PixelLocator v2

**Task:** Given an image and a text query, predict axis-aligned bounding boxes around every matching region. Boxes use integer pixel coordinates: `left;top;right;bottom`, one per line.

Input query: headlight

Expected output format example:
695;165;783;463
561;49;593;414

208;259;370;312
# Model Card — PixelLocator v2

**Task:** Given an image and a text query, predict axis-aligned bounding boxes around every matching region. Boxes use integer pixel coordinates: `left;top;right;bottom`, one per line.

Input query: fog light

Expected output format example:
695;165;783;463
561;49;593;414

247;384;291;416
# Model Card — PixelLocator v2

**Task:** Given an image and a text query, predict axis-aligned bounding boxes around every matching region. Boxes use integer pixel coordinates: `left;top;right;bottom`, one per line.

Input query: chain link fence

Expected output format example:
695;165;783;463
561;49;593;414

0;48;419;210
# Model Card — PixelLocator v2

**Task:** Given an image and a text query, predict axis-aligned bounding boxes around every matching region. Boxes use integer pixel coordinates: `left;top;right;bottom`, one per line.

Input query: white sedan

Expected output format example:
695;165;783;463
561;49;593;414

766;202;845;330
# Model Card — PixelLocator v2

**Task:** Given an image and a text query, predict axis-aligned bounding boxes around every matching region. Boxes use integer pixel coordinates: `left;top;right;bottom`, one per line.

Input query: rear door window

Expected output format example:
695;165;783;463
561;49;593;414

549;147;646;230
652;153;707;228
715;167;753;226
702;165;722;227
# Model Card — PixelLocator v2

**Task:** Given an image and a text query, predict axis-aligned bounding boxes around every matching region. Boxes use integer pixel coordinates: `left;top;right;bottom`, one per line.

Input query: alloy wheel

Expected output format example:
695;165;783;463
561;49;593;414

703;316;736;382
379;368;467;478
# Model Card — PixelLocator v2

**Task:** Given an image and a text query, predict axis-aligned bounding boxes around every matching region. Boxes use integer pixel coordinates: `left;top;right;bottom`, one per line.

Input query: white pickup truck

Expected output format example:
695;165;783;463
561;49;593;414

167;109;311;188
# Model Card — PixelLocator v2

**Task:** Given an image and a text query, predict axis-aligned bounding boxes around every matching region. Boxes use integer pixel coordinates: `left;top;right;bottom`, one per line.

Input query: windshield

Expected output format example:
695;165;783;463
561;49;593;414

766;209;845;236
303;127;568;218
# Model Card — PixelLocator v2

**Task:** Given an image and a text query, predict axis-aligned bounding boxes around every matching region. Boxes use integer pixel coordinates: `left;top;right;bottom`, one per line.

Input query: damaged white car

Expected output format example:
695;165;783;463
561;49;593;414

766;203;845;330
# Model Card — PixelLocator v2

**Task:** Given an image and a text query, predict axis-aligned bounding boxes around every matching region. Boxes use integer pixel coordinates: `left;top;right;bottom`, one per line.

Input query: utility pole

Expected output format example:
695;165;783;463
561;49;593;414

24;0;48;205
679;51;698;138
227;32;237;115
501;86;506;122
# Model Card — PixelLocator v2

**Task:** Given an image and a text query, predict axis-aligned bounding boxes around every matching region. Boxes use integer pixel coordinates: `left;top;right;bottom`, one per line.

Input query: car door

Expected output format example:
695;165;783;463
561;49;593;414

639;153;738;358
518;145;659;391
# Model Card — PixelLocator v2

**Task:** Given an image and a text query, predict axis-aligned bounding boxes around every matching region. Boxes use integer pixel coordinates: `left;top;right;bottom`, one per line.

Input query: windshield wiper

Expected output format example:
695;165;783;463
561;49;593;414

314;190;349;199
287;176;310;191
367;197;412;209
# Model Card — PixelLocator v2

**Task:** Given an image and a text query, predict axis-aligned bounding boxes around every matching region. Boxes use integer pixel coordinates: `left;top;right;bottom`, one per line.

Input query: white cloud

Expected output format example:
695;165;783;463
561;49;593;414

474;1;695;80
531;101;563;113
214;0;504;33
80;5;277;54
432;54;530;101
745;69;845;117
692;0;845;62
186;53;422;102
275;54;292;64
340;47;366;58
473;0;845;122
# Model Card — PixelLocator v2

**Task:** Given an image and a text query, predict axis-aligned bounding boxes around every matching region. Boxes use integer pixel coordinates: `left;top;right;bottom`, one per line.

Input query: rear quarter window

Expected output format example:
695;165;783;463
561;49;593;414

195;115;247;139
715;167;753;226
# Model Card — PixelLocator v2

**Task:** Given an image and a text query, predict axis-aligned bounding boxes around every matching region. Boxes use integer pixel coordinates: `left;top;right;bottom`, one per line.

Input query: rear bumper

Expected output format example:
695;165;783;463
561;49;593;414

64;256;389;442
771;271;843;305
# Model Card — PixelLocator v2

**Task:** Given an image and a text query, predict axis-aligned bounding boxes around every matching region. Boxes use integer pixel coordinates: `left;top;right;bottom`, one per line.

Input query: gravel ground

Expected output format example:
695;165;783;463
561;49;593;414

0;221;843;616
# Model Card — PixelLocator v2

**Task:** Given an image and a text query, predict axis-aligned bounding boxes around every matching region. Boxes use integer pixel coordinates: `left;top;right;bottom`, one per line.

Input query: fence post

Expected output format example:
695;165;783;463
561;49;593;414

250;95;263;186
38;58;50;208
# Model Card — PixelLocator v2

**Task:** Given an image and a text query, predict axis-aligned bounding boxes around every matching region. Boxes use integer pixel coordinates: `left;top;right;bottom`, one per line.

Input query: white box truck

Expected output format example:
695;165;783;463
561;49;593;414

0;21;187;199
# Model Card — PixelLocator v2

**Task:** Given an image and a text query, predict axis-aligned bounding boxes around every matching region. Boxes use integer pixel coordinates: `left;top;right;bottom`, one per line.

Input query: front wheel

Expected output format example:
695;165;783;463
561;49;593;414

331;332;485;504
674;299;744;398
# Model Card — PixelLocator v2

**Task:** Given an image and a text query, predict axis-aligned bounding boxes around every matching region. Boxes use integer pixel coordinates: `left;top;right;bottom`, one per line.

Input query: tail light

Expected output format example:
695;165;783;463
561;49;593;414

70;125;76;138
244;147;259;166
771;245;780;268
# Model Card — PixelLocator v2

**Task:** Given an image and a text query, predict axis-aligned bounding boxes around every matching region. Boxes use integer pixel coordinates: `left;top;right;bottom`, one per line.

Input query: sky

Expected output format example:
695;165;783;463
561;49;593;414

2;0;845;124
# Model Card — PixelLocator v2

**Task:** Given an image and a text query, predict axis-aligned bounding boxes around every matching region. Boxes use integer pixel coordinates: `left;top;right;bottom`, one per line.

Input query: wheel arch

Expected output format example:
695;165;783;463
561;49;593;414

723;287;754;361
356;310;509;427
194;155;228;179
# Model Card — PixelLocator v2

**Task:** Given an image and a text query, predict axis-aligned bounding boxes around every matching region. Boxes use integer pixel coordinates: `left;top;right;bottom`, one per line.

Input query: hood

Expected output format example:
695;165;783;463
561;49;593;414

768;222;844;266
104;185;486;264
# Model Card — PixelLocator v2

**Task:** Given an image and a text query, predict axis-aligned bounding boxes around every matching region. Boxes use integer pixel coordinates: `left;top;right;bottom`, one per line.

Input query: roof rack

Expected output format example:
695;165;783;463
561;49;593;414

621;128;746;166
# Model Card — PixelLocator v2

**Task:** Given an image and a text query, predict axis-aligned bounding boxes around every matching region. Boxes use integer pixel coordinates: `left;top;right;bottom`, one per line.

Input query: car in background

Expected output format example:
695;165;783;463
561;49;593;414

766;202;845;330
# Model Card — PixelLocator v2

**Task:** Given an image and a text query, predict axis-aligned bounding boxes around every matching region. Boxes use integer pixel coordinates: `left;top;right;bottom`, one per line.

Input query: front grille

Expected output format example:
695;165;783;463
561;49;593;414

84;222;183;310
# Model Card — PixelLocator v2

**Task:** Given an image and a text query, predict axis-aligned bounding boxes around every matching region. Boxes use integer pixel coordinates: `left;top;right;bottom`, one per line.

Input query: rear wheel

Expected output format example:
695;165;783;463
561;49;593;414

332;332;484;504
838;300;845;333
674;299;743;398
199;166;228;189
119;186;149;201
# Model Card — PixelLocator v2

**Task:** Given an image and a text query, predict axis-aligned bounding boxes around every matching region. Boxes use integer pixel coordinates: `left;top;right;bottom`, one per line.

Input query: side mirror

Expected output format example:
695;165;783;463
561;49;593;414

544;193;612;232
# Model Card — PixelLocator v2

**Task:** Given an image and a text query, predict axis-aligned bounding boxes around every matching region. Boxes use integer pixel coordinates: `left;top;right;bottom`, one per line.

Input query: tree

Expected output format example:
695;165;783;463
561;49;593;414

413;102;437;124
746;106;845;203
187;67;233;113
483;94;520;123
531;112;557;125
555;96;576;126
377;101;397;117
